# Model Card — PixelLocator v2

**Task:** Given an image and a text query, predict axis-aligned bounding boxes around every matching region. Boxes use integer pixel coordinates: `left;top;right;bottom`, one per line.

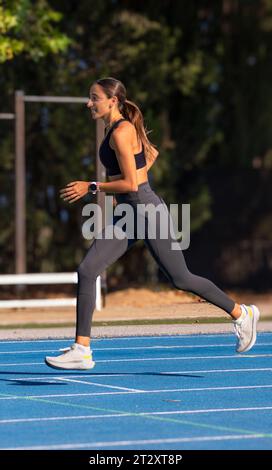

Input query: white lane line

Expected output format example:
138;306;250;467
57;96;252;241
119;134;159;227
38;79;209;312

0;414;127;424
95;353;272;363
0;362;49;366
3;433;270;450
59;367;271;375
164;367;272;374
1;384;272;401
0;342;271;355
0;334;237;344
54;377;143;392
10;367;272;384
1;353;272;366
0;350;71;355
0;362;45;366
1;406;272;425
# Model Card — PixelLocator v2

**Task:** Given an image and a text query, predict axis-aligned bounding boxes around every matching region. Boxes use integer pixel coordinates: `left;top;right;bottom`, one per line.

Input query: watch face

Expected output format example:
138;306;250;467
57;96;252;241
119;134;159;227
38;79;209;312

90;183;96;191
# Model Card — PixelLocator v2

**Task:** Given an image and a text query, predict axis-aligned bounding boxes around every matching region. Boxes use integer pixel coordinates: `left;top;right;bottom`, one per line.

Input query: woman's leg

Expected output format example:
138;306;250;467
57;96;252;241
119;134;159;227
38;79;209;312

146;218;259;354
143;199;236;315
147;237;236;313
45;219;137;369
76;226;136;344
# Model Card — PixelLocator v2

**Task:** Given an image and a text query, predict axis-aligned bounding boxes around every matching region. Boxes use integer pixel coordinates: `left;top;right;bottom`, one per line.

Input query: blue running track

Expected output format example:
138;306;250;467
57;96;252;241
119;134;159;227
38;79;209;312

0;332;272;450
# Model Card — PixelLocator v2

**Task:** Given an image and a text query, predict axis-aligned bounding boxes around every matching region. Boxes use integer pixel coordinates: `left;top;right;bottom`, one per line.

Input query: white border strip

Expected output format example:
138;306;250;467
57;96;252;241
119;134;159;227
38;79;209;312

54;377;143;392
2;433;268;450
1;406;272;424
1;384;272;400
0;342;270;354
1;353;272;366
1;333;271;344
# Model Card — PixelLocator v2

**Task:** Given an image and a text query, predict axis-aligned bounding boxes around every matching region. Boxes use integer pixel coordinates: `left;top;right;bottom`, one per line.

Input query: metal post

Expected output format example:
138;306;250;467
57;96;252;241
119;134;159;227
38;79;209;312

15;91;26;274
96;119;107;305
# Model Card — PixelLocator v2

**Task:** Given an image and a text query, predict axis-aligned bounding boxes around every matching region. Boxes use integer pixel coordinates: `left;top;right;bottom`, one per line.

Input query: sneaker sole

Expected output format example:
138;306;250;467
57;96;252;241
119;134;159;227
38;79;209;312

238;305;260;353
44;358;95;371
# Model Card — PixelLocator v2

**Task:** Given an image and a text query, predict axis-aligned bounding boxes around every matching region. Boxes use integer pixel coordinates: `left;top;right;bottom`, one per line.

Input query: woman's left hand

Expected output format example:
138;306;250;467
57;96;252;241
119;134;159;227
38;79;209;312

60;181;90;204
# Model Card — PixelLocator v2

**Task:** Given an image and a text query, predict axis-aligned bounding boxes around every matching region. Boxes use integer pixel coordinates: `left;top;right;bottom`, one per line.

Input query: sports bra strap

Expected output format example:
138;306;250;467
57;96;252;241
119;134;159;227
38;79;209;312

104;118;128;135
111;118;128;132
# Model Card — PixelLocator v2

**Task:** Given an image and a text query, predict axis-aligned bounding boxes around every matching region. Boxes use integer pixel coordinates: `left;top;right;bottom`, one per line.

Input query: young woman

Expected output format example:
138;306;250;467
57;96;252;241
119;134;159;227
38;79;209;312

45;77;260;370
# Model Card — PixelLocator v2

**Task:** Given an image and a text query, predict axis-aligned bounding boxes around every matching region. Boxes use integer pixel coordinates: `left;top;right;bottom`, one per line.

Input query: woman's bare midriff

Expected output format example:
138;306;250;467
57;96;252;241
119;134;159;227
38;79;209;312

109;166;148;185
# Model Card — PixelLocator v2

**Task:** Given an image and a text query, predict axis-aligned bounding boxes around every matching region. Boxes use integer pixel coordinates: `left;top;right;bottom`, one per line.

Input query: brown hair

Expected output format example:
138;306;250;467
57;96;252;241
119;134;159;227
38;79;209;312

95;77;158;162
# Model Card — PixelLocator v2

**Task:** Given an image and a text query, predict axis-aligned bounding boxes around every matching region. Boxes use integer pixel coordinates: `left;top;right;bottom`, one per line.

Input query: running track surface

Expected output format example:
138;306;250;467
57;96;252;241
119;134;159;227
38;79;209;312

0;332;272;450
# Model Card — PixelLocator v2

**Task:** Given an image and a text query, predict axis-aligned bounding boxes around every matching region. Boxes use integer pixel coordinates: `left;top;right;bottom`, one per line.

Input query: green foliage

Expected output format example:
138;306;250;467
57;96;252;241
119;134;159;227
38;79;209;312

0;0;271;287
0;0;70;63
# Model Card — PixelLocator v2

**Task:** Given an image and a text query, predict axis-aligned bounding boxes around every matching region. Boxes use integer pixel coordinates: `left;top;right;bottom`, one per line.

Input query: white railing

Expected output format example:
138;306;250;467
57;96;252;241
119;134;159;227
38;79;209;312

0;273;101;310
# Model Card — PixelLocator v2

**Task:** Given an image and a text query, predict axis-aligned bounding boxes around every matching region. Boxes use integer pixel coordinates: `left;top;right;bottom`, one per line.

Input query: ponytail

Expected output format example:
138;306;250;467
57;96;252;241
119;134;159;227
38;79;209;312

94;77;158;162
121;99;158;162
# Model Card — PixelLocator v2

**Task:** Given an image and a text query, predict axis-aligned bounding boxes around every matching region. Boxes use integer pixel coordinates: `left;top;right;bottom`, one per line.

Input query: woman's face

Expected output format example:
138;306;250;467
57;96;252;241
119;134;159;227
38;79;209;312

87;84;115;119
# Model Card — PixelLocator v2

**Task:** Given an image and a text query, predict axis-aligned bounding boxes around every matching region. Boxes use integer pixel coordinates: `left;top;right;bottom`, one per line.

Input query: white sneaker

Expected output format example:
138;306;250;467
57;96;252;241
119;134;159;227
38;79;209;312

233;304;260;353
45;343;95;370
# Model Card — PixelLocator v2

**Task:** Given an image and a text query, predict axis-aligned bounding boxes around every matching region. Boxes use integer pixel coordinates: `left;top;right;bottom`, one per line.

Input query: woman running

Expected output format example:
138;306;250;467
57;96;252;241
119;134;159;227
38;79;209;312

45;77;260;370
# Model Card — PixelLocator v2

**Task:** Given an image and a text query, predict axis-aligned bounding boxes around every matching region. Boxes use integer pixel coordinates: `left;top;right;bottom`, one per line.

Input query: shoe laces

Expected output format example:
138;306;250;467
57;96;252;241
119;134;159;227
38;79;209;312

59;344;76;354
234;322;242;340
59;344;91;355
233;315;247;342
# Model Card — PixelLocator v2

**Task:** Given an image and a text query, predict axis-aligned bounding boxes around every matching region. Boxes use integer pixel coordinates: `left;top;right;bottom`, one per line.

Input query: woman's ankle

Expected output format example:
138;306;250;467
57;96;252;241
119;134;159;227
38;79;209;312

75;335;90;347
230;303;242;320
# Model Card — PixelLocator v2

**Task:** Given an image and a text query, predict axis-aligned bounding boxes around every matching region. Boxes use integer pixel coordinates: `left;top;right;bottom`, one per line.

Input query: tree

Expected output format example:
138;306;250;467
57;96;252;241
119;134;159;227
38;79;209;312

1;1;271;289
0;0;70;63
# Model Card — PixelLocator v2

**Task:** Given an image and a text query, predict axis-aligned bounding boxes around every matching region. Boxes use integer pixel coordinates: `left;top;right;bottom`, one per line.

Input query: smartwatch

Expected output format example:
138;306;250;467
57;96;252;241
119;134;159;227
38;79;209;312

88;181;100;194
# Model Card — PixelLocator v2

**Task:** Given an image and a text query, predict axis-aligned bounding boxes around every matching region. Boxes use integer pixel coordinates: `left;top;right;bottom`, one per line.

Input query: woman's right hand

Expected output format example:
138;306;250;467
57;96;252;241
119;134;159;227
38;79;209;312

60;180;90;204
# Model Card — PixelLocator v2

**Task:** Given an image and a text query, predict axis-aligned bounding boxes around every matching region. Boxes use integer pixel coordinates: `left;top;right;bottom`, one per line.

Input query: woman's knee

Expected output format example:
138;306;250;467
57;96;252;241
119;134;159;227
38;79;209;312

172;271;195;291
77;260;98;283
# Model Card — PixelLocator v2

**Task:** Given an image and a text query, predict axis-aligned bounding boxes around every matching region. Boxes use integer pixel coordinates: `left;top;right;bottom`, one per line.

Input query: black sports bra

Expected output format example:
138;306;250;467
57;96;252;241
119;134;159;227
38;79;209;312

99;118;146;176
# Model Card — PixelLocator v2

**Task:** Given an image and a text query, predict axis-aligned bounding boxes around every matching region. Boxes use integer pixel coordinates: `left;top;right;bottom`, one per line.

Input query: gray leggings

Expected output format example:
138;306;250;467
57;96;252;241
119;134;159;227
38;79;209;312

76;181;235;336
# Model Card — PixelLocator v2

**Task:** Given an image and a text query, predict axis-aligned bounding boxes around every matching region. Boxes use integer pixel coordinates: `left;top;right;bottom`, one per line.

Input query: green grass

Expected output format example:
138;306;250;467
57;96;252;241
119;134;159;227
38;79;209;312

0;316;271;330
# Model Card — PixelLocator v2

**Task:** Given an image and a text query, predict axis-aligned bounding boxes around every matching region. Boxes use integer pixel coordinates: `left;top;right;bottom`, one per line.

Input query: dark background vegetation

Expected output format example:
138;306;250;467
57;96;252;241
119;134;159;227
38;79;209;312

1;0;271;292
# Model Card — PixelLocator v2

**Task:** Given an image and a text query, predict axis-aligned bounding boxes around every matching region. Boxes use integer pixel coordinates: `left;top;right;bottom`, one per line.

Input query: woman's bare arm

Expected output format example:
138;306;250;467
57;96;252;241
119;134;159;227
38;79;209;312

60;122;138;203
99;122;138;193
